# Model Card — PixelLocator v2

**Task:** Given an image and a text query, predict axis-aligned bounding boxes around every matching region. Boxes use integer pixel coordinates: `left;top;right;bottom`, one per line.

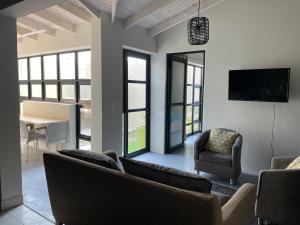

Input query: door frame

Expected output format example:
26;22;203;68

165;50;206;154
123;49;151;158
165;54;188;153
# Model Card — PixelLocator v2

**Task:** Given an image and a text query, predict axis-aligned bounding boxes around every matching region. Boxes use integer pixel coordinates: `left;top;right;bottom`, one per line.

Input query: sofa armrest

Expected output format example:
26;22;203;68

256;169;300;223
271;156;296;169
232;135;242;167
194;130;210;159
103;150;118;163
222;183;256;225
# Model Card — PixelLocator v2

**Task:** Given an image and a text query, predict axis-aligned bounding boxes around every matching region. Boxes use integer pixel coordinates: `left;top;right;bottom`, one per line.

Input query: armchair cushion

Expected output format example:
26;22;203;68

58;150;122;172
199;151;232;167
205;128;239;155
286;156;300;169
119;157;212;193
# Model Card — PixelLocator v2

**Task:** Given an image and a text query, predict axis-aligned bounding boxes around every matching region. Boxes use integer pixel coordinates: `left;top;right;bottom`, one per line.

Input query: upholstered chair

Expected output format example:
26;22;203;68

194;128;243;184
255;156;300;225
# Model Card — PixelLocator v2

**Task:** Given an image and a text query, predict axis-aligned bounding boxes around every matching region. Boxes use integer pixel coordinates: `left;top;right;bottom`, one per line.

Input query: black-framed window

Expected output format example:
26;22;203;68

18;49;92;149
185;64;204;136
123;50;150;158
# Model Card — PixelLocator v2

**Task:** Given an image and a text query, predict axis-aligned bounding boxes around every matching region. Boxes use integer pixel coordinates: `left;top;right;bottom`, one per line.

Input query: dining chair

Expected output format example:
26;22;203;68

35;122;68;152
20;121;38;161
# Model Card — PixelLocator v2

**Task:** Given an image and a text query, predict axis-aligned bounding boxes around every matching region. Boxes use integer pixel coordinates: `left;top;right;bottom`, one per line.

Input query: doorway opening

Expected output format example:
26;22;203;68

165;51;205;153
17;3;94;222
123;50;151;158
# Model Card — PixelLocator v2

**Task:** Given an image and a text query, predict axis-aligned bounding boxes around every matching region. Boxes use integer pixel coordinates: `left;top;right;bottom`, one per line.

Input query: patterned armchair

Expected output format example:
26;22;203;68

194;128;243;184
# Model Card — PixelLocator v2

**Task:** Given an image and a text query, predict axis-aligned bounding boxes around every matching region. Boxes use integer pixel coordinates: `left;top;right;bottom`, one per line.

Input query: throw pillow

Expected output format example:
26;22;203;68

286;156;300;169
58;150;122;172
205;128;239;154
119;157;212;193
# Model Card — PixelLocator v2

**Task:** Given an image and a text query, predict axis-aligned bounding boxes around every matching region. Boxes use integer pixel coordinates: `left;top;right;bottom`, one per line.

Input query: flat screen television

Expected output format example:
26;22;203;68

228;68;290;102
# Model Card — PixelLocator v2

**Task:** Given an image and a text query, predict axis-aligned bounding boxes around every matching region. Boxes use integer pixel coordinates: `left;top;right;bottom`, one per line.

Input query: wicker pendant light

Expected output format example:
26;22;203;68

187;0;209;45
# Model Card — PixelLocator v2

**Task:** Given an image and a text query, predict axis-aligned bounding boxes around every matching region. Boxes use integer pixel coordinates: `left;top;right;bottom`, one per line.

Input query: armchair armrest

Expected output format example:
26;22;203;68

232;135;242;167
271;156;296;169
222;183;256;225
194;130;210;159
256;169;300;223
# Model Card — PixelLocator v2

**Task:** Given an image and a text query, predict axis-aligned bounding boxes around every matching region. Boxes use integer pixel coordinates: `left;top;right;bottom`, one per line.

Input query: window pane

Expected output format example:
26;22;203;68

186;125;192;135
45;84;57;99
193;106;200;121
128;111;146;154
195;67;202;85
170;105;183;147
194;88;200;103
193;122;200;132
187;65;193;84
19;85;28;97
80;85;91;101
128;57;146;81
18;59;28;80
79;139;91;151
30;57;42;80
128;83;146;109
61;85;75;100
186;86;193;104
80;107;91;136
60;53;75;79
31;84;42;98
171;61;185;103
78;51;91;79
186;105;192;124
44;55;57;80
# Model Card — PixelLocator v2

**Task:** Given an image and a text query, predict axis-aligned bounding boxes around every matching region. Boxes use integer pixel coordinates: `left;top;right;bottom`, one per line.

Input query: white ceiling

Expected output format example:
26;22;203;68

15;0;223;42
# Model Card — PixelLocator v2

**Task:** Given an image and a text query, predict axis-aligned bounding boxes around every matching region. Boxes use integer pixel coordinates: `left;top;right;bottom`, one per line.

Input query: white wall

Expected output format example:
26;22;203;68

0;15;23;210
152;0;300;175
18;23;91;56
100;11;157;156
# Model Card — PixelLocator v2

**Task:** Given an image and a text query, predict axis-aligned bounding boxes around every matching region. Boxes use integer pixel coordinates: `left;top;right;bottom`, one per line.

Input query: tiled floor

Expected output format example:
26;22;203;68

21;144;55;222
135;135;258;186
0;205;53;225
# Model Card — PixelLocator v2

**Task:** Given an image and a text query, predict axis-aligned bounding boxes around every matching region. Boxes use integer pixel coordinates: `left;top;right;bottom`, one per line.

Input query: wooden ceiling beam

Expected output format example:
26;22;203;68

124;0;175;29
149;0;224;37
17;16;56;37
17;26;41;40
111;0;118;24
33;10;76;33
57;1;91;23
78;0;100;18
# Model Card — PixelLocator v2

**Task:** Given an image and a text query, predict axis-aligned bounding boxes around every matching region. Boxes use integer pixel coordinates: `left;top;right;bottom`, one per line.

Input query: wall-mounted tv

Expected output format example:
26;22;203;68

228;68;290;102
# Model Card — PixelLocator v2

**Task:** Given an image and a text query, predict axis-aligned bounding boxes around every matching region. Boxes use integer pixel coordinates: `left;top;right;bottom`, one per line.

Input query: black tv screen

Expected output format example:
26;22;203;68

228;68;290;102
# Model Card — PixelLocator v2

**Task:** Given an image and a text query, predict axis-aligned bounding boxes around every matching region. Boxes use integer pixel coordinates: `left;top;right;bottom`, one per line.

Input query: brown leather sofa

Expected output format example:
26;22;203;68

44;152;255;225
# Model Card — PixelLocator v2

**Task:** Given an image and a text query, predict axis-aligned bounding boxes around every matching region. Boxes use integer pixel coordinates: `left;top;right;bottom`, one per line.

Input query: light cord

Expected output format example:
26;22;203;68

270;103;276;164
198;0;200;17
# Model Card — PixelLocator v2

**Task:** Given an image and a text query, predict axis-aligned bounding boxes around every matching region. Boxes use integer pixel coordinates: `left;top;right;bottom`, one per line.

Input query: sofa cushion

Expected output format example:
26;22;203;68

205;128;238;154
199;151;232;167
58;150;122;171
119;157;212;193
286;156;300;169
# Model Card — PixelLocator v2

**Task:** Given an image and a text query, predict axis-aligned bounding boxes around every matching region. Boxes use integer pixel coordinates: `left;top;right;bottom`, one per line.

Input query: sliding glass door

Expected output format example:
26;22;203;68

123;50;150;157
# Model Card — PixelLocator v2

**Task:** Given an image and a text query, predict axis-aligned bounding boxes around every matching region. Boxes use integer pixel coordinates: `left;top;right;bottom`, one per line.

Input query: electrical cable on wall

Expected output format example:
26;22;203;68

270;103;276;163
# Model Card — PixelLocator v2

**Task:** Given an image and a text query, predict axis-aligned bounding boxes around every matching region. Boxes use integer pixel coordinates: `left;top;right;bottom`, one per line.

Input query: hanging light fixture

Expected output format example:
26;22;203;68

187;0;209;45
